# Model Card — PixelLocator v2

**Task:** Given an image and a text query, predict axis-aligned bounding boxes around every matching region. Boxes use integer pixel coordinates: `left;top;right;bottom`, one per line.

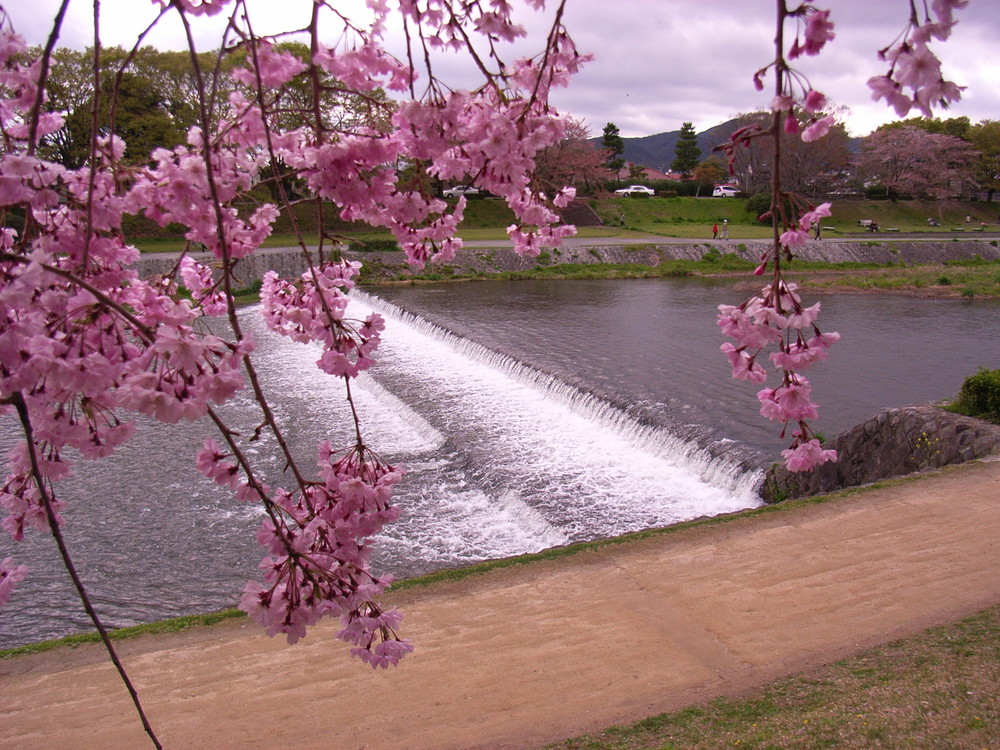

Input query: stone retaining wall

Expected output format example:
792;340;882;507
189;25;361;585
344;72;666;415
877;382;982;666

135;239;1000;284
760;404;1000;502
348;239;1000;278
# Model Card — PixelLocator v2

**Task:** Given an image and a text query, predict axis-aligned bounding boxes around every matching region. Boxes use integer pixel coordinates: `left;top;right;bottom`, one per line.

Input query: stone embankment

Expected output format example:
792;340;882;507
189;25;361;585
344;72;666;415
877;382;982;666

346;238;1000;279
761;405;1000;502
135;238;1000;283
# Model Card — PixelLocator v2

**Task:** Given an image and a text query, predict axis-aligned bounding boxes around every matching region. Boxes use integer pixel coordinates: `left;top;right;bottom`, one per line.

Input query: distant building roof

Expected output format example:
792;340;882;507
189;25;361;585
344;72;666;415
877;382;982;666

613;164;680;181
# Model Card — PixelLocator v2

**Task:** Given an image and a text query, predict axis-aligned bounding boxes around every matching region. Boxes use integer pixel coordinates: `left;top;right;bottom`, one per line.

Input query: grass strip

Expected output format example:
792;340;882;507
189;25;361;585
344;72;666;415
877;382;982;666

366;256;1000;298
540;604;1000;750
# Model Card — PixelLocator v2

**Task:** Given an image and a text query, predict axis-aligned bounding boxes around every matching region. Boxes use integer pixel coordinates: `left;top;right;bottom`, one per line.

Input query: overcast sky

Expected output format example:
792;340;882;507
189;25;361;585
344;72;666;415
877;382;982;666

6;0;999;139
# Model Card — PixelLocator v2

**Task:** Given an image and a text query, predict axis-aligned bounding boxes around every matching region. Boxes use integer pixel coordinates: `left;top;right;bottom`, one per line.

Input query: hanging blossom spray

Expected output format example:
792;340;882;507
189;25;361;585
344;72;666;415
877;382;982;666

0;9;588;739
717;0;968;473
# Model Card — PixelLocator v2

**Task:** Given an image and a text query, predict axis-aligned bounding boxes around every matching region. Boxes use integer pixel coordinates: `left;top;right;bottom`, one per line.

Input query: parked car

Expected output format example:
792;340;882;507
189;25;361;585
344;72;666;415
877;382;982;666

613;185;656;197
712;185;739;198
443;185;482;198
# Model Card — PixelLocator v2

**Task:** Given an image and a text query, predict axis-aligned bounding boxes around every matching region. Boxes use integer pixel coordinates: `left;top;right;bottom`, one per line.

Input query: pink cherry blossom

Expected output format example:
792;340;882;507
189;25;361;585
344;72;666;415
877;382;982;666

798;203;832;232
869;1;967;117
801;115;835;143
781;439;837;471
788;8;834;58
0;557;28;607
802;89;827;113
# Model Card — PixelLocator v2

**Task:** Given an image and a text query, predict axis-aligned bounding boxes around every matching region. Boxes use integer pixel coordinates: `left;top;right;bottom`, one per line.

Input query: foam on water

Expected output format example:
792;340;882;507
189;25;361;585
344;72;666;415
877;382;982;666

349;290;764;545
233;307;445;456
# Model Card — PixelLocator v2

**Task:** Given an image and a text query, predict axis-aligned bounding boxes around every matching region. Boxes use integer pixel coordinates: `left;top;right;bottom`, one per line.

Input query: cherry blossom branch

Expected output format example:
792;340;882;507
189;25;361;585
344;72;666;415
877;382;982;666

10;393;163;750
717;0;839;473
23;0;70;152
1;0;584;684
175;5;313;494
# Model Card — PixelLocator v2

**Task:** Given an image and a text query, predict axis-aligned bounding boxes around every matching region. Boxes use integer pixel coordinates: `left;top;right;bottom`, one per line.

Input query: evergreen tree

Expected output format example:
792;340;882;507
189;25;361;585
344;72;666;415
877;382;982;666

671;121;701;178
601;122;625;172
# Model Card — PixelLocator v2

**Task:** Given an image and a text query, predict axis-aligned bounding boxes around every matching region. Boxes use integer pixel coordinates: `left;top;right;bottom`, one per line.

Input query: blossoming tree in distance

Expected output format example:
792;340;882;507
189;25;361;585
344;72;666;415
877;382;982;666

0;0;970;745
717;0;967;471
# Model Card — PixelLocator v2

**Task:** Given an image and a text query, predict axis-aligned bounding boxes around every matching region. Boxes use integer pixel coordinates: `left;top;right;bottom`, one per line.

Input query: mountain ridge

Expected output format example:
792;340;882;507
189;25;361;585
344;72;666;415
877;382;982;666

595;119;745;172
603;118;862;171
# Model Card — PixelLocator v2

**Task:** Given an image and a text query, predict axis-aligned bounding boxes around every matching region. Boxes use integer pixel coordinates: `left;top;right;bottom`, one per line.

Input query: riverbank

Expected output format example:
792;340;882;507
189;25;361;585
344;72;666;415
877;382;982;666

137;237;1000;279
3;459;999;749
136;238;1000;299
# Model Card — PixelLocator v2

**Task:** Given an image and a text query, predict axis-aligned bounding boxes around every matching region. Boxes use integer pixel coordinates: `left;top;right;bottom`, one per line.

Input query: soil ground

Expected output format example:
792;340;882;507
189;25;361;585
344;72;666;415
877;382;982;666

3;459;1000;750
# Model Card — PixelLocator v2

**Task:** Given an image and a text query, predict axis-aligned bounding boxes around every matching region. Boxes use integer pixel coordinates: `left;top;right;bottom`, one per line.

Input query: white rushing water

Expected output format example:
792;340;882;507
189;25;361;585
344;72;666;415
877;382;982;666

346;291;764;544
223;293;764;572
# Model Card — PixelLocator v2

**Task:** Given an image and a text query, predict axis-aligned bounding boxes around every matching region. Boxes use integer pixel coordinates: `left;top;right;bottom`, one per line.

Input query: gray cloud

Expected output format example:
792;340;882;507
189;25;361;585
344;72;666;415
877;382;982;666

7;0;999;139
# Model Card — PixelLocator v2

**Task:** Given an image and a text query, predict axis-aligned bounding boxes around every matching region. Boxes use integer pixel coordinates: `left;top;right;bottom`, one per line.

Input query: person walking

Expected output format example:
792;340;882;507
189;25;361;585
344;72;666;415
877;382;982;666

721;219;729;239
712;222;718;239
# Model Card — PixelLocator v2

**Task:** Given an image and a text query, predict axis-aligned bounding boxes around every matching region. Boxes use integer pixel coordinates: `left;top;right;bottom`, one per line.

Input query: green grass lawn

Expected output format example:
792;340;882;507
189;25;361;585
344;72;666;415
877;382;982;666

131;196;1000;253
594;195;1000;238
541;604;1000;750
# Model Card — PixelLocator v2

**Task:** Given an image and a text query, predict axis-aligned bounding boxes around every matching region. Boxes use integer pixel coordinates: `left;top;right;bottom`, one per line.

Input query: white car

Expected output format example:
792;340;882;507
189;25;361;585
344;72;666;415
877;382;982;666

712;185;739;198
614;185;656;196
443;185;482;198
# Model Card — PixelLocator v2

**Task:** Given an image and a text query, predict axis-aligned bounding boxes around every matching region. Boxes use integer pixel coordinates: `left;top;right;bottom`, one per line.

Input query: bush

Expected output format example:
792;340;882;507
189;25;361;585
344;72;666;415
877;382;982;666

347;239;400;252
745;192;771;220
954;368;1000;422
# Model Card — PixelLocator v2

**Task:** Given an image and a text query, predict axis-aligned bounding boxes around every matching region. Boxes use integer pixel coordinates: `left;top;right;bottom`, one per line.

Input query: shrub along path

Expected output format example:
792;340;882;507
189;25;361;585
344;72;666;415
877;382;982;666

3;459;1000;749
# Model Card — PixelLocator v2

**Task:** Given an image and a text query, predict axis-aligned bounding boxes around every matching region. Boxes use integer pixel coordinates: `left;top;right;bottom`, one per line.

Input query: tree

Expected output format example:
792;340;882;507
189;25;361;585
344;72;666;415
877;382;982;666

692;157;727;186
878;115;971;140
35;47;188;167
534;118;610;194
858;125;979;200
968;120;1000;202
725;110;852;197
601;121;625;173
691;157;728;193
671;121;701;178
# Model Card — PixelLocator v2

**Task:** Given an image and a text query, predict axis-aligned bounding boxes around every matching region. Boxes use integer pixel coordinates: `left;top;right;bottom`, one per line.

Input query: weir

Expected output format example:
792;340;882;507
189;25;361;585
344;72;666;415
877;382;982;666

345;290;764;562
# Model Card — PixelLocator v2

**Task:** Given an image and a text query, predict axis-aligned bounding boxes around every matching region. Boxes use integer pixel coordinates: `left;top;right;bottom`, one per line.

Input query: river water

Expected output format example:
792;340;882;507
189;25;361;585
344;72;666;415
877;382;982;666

1;277;998;648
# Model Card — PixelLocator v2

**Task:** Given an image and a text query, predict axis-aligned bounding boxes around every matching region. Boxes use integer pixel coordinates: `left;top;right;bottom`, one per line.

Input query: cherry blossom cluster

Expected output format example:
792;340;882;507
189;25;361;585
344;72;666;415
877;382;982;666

0;556;27;608
719;4;843;472
747;3;837;145
718;276;839;473
869;0;967;117
126;135;278;261
178;257;228;315
0;0;585;674
260;263;385;378
282;83;583;266
197;436;410;660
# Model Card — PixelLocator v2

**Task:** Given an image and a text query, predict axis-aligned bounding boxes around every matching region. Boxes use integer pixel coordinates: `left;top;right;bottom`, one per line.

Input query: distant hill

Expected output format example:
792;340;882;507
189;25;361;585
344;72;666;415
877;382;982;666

597;120;746;172
601;119;861;171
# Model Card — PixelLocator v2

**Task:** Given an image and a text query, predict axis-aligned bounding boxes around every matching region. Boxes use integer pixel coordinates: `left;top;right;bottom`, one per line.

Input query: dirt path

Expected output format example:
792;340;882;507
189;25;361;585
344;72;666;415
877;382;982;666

3;459;1000;750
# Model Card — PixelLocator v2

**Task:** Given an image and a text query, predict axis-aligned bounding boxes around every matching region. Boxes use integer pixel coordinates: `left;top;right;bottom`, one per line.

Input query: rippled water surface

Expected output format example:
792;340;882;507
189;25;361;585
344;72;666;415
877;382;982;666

2;277;998;647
